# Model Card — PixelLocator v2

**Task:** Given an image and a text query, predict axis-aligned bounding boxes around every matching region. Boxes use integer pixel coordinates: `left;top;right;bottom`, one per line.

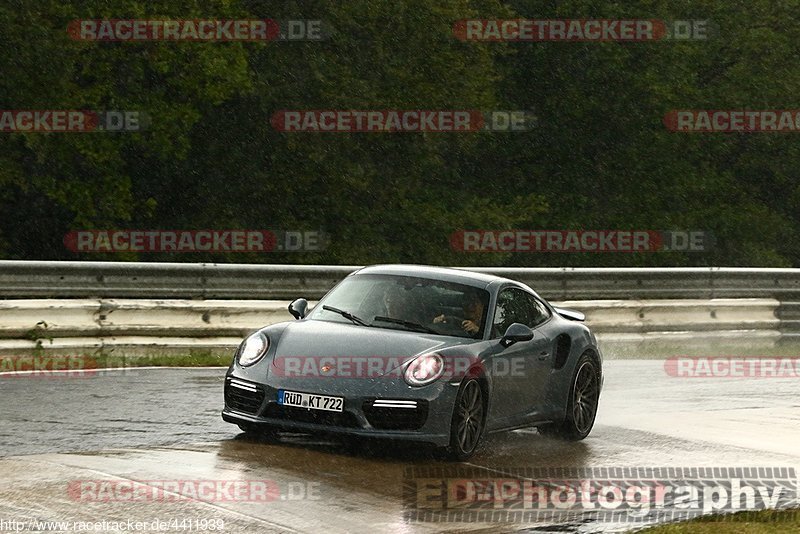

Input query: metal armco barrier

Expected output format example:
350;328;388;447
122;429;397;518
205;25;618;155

0;261;355;300
2;261;800;300
0;298;779;339
0;298;782;356
0;261;797;355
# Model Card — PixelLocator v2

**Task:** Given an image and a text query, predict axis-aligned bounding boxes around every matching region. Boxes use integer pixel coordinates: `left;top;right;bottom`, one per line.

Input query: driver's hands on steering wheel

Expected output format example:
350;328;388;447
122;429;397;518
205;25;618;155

461;320;479;334
433;314;479;334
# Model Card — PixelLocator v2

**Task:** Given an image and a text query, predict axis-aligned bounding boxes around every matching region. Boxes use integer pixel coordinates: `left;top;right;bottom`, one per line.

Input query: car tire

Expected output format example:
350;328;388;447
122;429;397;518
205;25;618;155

537;352;600;440
446;377;486;461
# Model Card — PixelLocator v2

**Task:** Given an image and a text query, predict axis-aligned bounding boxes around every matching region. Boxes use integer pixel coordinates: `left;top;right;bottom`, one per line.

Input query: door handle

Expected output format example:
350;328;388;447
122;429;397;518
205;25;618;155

538;351;549;360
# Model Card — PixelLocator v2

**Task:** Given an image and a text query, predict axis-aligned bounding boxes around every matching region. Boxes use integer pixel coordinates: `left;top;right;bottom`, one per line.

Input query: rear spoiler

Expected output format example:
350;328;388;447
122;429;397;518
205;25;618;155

554;307;585;322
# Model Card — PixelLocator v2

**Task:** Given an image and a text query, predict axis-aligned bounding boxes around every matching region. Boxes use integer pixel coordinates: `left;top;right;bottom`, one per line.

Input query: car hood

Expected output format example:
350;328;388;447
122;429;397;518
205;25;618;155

269;319;468;376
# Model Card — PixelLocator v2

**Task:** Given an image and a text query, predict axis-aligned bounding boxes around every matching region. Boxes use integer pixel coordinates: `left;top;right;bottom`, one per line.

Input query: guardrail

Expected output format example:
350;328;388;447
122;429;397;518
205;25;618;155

0;262;797;356
2;261;800;300
0;297;779;338
0;298;782;356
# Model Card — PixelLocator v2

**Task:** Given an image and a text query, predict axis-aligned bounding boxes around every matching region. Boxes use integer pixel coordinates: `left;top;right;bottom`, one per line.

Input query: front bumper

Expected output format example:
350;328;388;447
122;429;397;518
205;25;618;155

221;372;458;446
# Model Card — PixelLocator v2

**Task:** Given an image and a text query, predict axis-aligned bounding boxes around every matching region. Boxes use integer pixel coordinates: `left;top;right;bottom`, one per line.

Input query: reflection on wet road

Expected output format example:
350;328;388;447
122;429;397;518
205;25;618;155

0;369;231;457
1;356;799;533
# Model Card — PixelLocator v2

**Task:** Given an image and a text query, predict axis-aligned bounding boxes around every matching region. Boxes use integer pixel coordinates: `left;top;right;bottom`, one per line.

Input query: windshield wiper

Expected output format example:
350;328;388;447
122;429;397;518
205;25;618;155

372;316;439;335
322;305;370;327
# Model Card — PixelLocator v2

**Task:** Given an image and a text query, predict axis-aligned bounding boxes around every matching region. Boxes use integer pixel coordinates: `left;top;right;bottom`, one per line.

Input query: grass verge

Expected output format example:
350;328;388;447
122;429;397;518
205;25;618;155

636;509;800;533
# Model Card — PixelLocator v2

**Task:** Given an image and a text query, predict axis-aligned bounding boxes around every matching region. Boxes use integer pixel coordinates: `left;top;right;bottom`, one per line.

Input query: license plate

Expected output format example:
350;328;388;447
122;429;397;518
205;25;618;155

277;390;344;412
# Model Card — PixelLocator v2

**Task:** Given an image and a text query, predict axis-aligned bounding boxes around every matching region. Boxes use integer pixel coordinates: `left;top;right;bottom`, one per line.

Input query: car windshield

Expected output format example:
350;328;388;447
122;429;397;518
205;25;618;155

307;273;490;339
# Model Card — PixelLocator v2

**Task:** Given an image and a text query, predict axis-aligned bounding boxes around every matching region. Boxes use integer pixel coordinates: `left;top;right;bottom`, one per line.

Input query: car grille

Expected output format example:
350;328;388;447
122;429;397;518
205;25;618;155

224;377;266;415
261;403;360;428
362;399;429;430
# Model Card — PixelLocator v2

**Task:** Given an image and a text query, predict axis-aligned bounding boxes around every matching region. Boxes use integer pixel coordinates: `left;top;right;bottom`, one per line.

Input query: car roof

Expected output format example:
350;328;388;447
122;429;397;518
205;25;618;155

352;264;508;289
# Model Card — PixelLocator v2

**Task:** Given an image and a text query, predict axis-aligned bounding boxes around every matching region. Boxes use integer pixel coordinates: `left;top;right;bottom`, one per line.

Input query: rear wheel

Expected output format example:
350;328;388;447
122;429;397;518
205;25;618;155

538;353;600;440
447;378;486;461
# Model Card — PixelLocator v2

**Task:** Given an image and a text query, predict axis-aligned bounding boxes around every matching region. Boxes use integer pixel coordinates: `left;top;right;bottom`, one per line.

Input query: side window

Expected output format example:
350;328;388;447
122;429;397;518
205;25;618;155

491;288;550;338
529;296;551;327
491;288;528;337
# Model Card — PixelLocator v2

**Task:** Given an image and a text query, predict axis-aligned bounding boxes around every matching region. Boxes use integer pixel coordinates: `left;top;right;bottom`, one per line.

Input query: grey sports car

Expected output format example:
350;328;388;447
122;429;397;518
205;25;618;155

222;265;602;460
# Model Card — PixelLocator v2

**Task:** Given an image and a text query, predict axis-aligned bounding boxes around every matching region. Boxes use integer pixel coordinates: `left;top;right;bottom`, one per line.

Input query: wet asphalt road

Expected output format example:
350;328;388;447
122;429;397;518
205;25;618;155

1;354;799;533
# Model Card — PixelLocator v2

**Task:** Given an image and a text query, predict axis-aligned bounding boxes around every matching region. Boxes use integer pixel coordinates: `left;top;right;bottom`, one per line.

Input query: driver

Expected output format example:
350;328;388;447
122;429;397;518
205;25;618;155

433;289;484;335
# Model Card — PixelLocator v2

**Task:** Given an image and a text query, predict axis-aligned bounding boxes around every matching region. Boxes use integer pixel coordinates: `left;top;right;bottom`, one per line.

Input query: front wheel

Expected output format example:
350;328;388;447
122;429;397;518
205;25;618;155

446;378;486;461
538;353;600;440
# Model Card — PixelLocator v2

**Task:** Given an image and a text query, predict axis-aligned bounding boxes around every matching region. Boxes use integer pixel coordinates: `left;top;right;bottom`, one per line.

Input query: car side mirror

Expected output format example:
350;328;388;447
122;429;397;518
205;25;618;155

500;323;534;348
288;298;308;320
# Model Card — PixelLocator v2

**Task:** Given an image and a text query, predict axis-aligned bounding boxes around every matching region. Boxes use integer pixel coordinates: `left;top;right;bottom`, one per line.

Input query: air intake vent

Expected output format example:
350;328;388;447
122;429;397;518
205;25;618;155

363;399;428;430
224;377;266;415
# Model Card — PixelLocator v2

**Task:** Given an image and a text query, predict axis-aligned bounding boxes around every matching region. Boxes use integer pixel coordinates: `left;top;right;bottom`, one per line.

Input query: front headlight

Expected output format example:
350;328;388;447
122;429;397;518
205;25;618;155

237;332;269;367
404;352;444;386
